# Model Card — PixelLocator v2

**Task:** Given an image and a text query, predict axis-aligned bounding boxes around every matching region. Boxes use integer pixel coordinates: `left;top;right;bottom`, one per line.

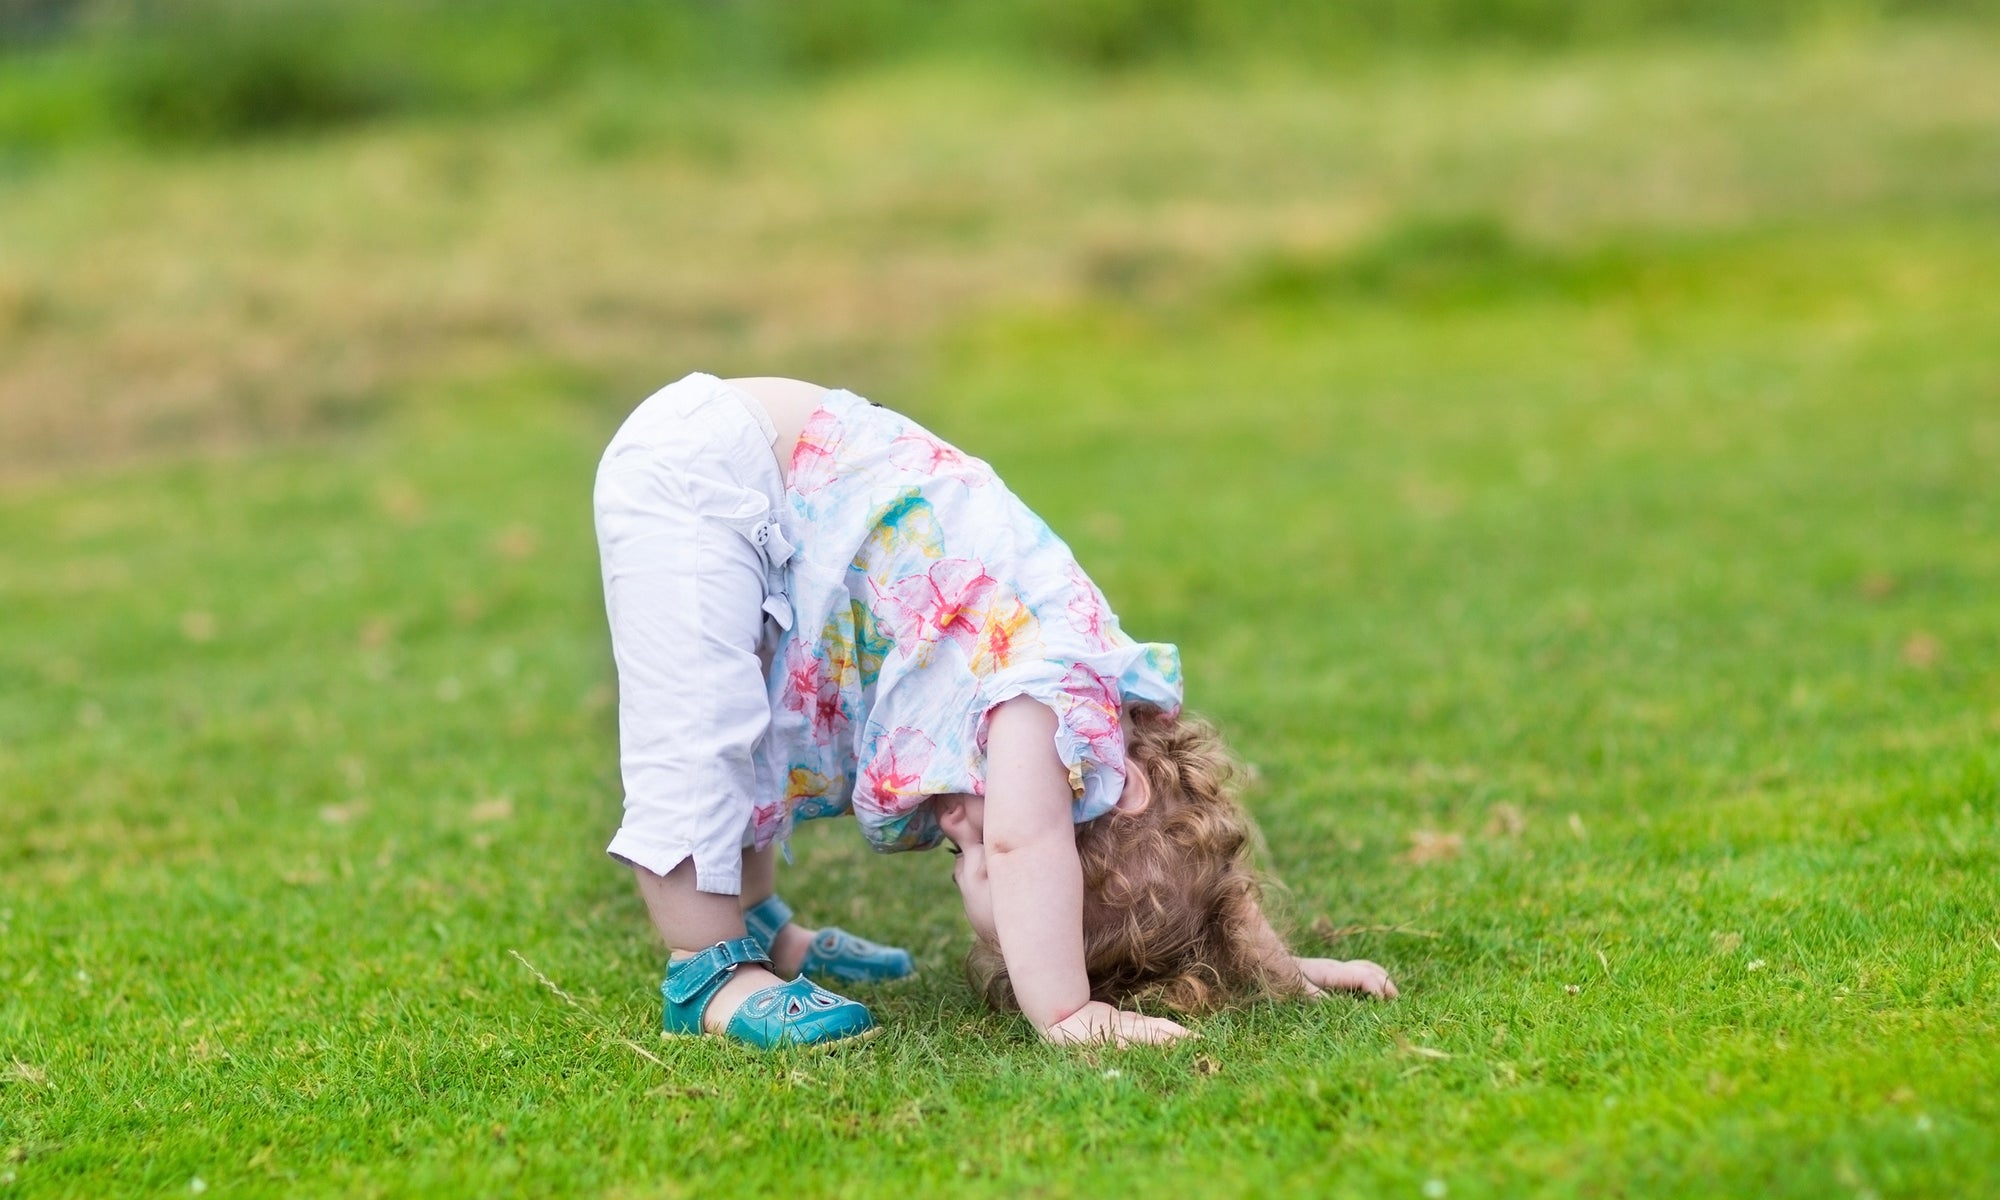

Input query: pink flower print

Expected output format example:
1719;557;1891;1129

779;641;821;704
888;429;983;482
749;798;788;850
807;689;844;744
1061;662;1120;711
1059;664;1124;763
873;558;999;665
926;559;1000;649
1064;571;1114;651
788;412;843;496
779;642;846;744
859;727;936;814
1068;596;1108;649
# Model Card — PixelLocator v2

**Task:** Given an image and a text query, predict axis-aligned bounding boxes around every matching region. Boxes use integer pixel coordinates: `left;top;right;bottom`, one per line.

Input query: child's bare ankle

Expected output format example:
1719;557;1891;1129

702;963;785;1033
767;923;815;977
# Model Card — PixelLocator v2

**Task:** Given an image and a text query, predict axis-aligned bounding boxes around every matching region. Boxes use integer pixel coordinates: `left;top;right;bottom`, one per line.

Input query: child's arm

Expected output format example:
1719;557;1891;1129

984;697;1195;1046
1244;904;1399;1000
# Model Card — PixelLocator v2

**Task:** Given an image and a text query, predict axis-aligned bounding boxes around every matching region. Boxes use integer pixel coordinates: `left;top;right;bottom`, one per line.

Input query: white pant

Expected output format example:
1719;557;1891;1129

593;372;795;894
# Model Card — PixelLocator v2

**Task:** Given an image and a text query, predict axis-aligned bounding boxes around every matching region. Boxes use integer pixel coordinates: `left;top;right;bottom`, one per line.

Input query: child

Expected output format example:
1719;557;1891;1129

594;371;1396;1049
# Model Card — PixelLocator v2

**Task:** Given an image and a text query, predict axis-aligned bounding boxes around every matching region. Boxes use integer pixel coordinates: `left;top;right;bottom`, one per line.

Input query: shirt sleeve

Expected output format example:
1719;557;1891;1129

975;637;1183;824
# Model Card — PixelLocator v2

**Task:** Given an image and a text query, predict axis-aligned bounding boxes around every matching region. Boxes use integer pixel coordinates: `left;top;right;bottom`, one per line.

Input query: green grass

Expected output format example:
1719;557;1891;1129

4;24;2000;1200
9;0;1998;149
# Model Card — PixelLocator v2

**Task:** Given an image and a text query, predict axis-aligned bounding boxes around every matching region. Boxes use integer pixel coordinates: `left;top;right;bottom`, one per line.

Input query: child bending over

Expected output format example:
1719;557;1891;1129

594;372;1395;1049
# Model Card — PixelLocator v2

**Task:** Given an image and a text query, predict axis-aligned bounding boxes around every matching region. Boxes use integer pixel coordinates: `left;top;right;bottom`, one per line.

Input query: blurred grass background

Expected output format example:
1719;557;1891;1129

2;2;1998;1196
4;0;1993;152
5;1;2000;476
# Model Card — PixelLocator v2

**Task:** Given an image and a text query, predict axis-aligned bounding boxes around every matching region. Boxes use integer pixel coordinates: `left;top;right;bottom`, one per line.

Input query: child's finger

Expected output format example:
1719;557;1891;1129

1371;964;1399;1000
1137;1016;1192;1044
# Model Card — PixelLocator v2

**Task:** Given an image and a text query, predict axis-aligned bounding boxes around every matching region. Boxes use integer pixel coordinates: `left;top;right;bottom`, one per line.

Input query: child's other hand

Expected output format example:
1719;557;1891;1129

1042;1001;1194;1048
1296;957;1399;1000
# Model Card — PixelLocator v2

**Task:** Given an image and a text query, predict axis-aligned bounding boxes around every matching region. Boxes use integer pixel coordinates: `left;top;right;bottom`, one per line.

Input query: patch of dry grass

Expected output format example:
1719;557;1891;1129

3;29;1997;479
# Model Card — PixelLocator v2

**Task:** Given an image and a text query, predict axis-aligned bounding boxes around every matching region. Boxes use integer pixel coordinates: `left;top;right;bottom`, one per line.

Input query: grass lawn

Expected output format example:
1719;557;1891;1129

3;24;1998;1199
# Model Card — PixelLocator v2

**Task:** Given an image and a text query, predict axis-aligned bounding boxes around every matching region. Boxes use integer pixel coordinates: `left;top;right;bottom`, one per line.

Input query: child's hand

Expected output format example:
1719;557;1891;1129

1295;957;1398;1000
1042;1001;1194;1048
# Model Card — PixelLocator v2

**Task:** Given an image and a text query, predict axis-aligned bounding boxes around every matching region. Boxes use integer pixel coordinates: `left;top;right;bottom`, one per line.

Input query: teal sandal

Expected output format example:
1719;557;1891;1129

743;894;916;985
661;936;876;1050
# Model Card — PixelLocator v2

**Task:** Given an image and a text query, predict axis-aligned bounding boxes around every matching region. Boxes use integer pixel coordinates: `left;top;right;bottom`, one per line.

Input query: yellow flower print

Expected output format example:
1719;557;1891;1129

970;598;1041;676
787;766;832;808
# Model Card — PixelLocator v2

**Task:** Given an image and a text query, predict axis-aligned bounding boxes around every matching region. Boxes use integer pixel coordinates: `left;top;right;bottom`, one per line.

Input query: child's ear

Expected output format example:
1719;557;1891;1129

1114;759;1152;814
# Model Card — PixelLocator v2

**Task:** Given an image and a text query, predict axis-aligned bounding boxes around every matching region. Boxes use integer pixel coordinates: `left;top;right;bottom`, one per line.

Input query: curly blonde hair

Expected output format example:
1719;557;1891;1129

965;705;1300;1014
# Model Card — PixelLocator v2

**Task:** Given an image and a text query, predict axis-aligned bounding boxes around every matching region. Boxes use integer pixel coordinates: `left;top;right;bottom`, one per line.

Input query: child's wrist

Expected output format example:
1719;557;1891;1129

1033;997;1090;1032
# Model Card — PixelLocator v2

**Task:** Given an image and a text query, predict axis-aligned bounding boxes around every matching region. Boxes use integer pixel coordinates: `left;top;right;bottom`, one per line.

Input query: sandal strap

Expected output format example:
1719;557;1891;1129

742;893;794;947
663;936;771;1006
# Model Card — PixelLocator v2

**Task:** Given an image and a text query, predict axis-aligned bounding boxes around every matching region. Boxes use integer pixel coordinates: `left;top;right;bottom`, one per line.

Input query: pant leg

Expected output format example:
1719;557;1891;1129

595;397;778;896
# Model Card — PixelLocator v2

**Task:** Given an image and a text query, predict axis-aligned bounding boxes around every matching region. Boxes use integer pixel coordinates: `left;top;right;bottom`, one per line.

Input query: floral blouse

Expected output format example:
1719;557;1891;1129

753;389;1183;853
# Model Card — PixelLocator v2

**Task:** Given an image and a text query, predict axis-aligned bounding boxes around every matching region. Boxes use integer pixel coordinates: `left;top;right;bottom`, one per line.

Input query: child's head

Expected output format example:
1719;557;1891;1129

964;705;1287;1014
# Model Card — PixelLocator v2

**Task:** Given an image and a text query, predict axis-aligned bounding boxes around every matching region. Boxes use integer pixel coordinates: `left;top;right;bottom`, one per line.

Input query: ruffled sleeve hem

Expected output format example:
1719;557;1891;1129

974;638;1183;824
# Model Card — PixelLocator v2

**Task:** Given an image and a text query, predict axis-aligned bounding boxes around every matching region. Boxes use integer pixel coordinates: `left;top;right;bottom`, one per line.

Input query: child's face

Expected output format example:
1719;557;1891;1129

934;794;997;943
